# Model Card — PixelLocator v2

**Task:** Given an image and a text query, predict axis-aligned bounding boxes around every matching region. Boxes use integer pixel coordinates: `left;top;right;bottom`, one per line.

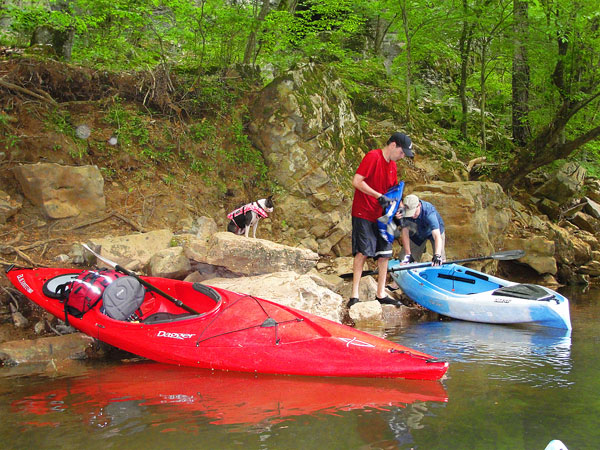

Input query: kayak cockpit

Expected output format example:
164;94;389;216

418;267;502;295
416;266;559;302
41;271;222;324
133;282;222;323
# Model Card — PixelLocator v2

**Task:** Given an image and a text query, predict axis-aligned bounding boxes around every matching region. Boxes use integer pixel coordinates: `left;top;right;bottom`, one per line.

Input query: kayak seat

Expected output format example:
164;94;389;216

142;312;196;324
492;284;554;301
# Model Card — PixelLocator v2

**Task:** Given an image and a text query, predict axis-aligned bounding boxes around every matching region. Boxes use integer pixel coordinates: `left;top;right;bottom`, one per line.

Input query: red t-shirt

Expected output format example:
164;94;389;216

351;149;398;222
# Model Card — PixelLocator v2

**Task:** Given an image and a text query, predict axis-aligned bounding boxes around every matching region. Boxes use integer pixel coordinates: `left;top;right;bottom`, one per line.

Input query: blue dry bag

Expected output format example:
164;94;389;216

376;181;404;243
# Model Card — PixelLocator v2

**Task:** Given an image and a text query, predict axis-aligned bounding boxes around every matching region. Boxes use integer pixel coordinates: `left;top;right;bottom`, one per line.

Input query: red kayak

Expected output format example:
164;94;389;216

13;362;448;427
5;266;448;380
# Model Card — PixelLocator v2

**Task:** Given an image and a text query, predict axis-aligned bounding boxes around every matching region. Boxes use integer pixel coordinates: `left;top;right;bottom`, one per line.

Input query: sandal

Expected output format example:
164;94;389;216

347;297;360;308
386;284;400;292
376;296;401;307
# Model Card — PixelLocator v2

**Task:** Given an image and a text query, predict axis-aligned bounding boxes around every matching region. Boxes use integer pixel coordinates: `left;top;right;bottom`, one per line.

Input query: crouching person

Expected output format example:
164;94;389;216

397;194;446;266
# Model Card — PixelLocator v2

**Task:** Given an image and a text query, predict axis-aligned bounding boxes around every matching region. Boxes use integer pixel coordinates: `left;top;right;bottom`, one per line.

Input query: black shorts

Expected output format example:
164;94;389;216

352;217;393;259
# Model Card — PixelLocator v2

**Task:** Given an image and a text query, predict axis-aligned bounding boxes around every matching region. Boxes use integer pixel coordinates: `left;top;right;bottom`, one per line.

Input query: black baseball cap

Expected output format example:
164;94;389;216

388;132;414;158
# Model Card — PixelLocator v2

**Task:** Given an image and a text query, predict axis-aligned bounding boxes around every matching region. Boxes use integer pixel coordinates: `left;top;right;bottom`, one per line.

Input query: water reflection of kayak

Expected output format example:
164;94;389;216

421;320;571;356
12;362;448;428
401;321;572;387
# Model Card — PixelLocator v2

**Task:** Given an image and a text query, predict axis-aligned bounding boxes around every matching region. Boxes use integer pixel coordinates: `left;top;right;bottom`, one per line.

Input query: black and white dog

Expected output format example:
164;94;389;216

227;196;274;238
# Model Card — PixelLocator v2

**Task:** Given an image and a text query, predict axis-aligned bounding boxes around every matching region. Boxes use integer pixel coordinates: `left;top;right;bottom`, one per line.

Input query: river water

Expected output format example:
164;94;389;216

0;285;598;449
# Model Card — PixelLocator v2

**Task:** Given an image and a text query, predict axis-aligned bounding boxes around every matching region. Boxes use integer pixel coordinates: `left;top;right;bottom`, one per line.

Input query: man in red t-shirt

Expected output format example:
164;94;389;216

348;132;413;308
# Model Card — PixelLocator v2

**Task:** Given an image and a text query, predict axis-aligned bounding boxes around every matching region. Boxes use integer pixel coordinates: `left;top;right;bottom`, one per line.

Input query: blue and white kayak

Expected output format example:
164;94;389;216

389;262;572;330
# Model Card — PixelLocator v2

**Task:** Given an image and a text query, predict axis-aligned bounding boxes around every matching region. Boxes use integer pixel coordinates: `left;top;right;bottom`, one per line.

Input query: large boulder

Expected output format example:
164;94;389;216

248;62;369;256
569;211;600;234
14;162;105;218
0;333;96;365
407;181;511;264
88;229;174;271
533;162;586;205
583;197;600;219
503;236;557;275
549;222;592;266
148;246;191;279
182;232;319;276
205;271;344;323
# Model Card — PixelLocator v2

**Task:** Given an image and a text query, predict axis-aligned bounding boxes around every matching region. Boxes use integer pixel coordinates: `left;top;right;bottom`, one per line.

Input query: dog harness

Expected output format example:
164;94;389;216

227;202;270;234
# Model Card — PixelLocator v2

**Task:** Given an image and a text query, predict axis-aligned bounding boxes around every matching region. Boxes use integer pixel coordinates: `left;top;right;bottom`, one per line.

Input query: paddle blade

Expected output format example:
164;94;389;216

491;249;525;260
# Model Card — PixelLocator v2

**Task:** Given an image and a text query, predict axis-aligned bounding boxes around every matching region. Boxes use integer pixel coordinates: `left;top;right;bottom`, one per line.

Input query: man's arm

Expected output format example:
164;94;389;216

352;173;383;199
400;226;412;261
431;228;443;256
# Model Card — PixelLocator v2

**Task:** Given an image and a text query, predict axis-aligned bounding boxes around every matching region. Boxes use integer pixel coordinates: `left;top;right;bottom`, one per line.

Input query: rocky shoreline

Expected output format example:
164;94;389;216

3;161;600;371
2;62;600;373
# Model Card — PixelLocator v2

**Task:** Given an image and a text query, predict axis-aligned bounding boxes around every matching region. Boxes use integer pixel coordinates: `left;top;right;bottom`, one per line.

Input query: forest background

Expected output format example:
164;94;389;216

1;0;599;201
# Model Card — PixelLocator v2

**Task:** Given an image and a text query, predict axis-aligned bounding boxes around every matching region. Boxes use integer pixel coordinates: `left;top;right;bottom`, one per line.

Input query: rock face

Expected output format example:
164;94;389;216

0;189;21;224
13;163;105;218
407;181;511;263
534;161;586;205
0;333;96;365
183;232;319;276
89;229;174;271
248;62;366;256
205;271;344;323
504;236;557;275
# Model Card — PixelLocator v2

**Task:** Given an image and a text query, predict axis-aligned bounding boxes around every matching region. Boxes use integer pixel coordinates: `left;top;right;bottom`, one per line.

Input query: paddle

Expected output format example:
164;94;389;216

81;244;199;314
339;249;525;279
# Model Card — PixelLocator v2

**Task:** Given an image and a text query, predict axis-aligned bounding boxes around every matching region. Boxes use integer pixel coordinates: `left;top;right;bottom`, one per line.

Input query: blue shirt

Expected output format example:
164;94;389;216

401;200;445;245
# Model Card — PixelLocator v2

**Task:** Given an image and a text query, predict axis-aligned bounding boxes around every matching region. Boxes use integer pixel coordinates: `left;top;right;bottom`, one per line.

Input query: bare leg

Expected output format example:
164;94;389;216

351;253;368;299
376;257;389;298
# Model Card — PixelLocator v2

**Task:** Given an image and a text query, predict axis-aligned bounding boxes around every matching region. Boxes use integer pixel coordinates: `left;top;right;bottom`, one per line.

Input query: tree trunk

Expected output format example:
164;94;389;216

243;0;274;65
480;44;487;152
279;0;298;13
401;3;412;122
493;9;600;191
373;16;386;54
458;19;474;140
30;0;75;61
495;94;600;190
512;0;531;146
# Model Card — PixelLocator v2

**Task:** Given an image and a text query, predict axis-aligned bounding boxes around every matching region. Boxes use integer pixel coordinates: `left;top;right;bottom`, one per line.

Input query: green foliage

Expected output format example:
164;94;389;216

1;0;599;186
100;167;116;179
0;113;20;150
189;121;217;144
162;173;176;185
103;98;149;150
45;109;74;136
573;142;600;178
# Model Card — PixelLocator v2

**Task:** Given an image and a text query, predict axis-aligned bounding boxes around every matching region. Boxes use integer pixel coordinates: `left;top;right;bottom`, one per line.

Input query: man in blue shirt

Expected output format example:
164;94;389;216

398;194;446;265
